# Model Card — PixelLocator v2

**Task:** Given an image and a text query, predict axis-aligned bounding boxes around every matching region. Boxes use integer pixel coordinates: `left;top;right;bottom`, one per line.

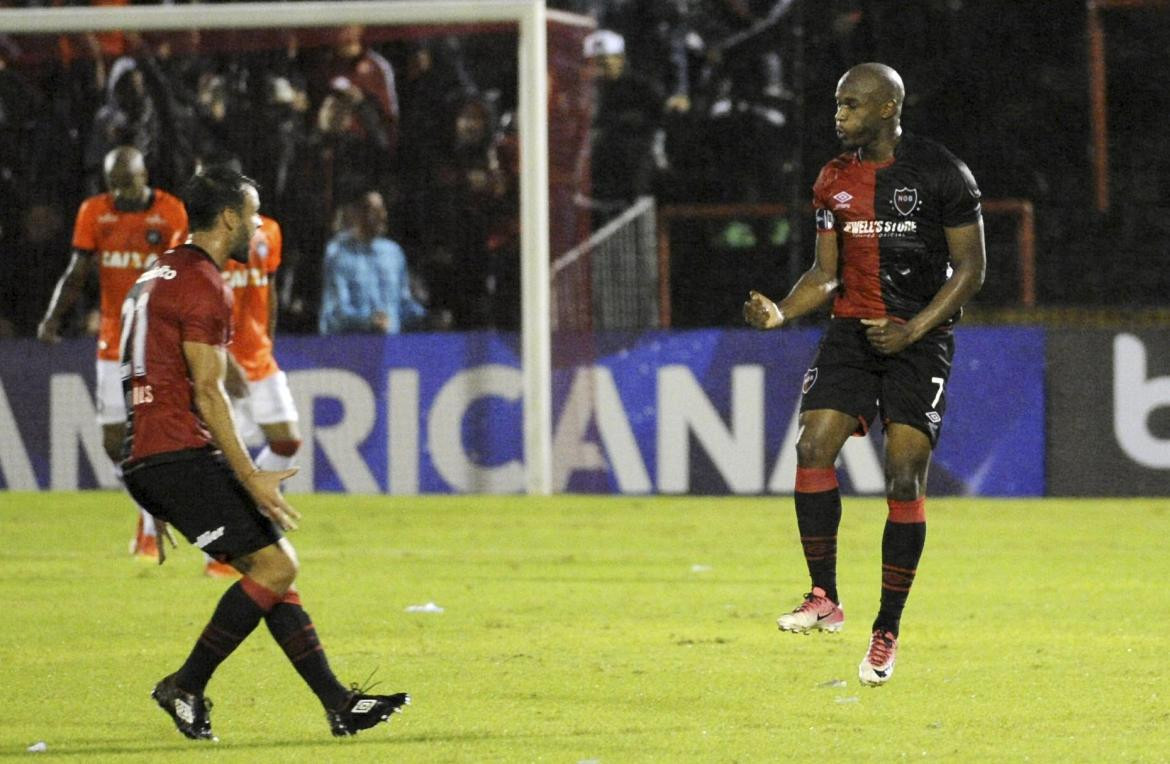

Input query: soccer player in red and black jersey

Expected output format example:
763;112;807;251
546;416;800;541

744;63;986;686
119;166;409;739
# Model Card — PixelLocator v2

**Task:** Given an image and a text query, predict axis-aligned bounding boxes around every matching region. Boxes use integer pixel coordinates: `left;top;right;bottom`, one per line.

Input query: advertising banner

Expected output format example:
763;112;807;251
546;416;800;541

0;327;1045;496
1048;329;1170;496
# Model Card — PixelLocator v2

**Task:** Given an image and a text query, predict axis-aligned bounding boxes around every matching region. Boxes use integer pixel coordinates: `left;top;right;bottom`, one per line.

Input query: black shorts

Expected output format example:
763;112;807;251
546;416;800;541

799;318;955;447
123;448;282;562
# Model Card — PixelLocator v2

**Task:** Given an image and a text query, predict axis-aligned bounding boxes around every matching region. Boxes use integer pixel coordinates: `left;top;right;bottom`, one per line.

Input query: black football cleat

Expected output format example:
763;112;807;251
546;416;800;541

151;673;216;741
327;691;410;737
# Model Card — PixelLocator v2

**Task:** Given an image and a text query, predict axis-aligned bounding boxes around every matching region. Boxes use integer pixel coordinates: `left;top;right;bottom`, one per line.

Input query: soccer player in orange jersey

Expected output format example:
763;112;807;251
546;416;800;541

207;213;301;578
38;146;188;560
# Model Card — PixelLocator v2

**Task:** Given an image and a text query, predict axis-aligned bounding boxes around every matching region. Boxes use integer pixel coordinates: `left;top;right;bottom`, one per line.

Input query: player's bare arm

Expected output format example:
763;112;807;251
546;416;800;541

744;230;840;329
224;352;249;399
182;339;300;530
37;250;95;343
863;219;986;354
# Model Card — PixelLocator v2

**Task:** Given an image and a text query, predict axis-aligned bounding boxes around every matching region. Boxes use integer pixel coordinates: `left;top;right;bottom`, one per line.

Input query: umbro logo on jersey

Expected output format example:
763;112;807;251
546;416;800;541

832;191;853;204
98;213;119;224
925;411;941;423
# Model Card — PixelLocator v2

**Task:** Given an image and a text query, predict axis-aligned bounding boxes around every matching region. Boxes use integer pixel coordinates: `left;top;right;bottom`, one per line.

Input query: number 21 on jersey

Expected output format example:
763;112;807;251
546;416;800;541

119;284;153;404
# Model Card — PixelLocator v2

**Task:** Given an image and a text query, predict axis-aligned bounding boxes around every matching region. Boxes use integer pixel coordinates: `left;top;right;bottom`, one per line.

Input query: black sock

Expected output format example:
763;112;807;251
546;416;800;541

874;498;927;637
265;591;349;710
175;579;279;695
794;467;842;603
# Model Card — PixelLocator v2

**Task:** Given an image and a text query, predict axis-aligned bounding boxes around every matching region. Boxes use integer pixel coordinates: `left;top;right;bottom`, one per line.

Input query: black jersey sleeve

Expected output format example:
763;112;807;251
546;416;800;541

938;153;982;227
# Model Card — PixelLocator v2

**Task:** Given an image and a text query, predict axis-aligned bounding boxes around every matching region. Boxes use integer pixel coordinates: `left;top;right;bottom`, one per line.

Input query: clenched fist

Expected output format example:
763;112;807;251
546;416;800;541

743;290;785;329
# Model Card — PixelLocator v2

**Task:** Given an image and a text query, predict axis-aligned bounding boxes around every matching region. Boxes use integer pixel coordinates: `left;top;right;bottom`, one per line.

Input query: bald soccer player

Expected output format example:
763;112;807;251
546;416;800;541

744;63;985;686
39;146;188;560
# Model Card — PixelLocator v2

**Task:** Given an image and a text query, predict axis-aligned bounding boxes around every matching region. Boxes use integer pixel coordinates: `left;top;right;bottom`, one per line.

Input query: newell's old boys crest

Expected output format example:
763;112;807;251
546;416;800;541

802;367;818;394
893;187;918;216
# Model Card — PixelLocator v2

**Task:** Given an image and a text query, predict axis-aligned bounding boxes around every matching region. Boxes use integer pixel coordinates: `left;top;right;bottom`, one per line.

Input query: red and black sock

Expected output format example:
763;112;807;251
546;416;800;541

264;590;349;710
794;467;842;604
175;578;282;695
873;497;927;637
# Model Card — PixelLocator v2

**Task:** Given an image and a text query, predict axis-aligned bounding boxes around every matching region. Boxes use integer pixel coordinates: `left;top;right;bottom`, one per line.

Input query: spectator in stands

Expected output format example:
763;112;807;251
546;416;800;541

281;75;394;333
397;39;477;240
318;189;430;335
415;90;518;329
84;51;188;195
312;25;399;159
577;29;664;229
85;58;160;188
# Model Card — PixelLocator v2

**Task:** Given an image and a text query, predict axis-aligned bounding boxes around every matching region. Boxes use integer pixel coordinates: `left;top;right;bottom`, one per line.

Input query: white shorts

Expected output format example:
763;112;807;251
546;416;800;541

233;370;299;446
95;359;126;425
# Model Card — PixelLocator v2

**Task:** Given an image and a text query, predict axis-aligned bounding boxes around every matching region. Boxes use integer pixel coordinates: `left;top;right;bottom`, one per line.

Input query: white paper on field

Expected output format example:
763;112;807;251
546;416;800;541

27;741;47;753
404;602;445;613
690;564;712;573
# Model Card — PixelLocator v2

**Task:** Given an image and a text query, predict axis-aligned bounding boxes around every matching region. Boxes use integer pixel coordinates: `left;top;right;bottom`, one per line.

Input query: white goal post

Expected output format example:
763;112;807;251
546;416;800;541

0;0;560;494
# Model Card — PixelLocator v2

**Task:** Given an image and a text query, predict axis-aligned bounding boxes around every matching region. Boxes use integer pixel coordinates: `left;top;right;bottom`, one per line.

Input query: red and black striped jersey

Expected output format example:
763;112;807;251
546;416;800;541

812;133;981;322
120;244;233;464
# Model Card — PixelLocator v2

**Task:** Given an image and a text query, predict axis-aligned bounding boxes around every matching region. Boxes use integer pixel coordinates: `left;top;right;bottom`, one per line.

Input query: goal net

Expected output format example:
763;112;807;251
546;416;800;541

0;0;604;494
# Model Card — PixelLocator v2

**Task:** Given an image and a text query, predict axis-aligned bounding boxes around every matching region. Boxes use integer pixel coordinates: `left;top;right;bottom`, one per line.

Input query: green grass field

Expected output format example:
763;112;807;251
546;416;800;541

2;493;1168;762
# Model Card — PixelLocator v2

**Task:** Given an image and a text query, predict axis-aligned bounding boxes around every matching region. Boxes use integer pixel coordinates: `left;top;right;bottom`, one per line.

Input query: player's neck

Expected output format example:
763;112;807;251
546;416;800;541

112;189;152;212
187;233;231;270
858;127;901;163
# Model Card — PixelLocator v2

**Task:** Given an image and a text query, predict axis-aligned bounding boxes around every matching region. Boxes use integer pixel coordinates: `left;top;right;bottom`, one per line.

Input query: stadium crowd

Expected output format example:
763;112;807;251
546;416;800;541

0;0;1156;339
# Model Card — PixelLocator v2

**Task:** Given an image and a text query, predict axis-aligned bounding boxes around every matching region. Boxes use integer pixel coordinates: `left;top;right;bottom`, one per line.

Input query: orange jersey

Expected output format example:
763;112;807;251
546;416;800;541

72;189;188;360
223;216;282;381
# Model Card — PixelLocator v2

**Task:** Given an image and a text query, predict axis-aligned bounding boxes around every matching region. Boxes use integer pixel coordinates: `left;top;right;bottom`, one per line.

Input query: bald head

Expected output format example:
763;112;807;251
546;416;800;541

103;146;149;208
104;146;145;177
839;63;904;119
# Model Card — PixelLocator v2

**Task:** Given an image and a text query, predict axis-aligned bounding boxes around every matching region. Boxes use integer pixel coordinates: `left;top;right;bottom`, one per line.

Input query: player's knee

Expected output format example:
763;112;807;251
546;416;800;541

795;436;837;468
268;439;301;458
884;467;925;501
248;546;299;594
266;554;299;593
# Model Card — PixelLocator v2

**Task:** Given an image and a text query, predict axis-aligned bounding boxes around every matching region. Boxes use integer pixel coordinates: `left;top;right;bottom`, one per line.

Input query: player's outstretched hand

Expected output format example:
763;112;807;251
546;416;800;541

743;290;784;329
243;468;302;531
861;318;914;354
